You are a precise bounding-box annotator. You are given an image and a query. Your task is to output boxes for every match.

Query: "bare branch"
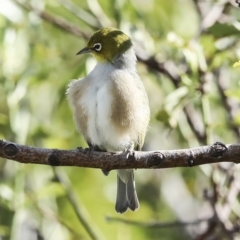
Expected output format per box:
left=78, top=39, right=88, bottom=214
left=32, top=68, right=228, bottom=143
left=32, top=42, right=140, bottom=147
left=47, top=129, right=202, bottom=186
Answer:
left=191, top=0, right=202, bottom=19
left=0, top=140, right=239, bottom=170
left=38, top=205, right=87, bottom=240
left=137, top=56, right=181, bottom=88
left=86, top=0, right=112, bottom=27
left=12, top=0, right=91, bottom=39
left=183, top=104, right=207, bottom=144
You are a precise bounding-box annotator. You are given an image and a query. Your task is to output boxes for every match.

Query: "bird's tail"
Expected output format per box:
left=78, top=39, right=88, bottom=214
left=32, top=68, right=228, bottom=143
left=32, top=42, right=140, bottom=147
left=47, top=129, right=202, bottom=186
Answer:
left=115, top=169, right=139, bottom=213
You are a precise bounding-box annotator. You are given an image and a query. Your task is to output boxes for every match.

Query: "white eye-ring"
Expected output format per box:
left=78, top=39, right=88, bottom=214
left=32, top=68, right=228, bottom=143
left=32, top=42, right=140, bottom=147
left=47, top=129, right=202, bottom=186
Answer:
left=93, top=43, right=102, bottom=51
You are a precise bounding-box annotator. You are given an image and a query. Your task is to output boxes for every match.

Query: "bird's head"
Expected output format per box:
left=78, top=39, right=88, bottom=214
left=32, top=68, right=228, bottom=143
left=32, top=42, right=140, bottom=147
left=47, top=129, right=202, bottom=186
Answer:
left=77, top=27, right=132, bottom=62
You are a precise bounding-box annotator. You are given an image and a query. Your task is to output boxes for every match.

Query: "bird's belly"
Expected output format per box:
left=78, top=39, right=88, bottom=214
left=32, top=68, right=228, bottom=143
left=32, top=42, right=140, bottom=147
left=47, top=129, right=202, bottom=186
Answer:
left=86, top=84, right=132, bottom=152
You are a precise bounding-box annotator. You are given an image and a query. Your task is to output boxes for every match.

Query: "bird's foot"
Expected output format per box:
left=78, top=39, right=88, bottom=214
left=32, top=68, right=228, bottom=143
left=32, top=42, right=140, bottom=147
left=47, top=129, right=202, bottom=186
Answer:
left=77, top=146, right=110, bottom=174
left=122, top=148, right=135, bottom=161
left=85, top=145, right=100, bottom=157
left=76, top=146, right=95, bottom=157
left=79, top=144, right=106, bottom=157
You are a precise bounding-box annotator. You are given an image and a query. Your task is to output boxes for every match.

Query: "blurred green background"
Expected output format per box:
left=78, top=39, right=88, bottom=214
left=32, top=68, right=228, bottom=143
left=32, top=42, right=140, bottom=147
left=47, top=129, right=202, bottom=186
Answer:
left=1, top=0, right=240, bottom=239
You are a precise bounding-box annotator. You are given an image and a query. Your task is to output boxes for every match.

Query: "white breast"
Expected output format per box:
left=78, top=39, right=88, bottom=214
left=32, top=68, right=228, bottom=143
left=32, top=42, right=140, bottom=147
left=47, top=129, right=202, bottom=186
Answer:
left=86, top=64, right=112, bottom=148
left=80, top=63, right=132, bottom=151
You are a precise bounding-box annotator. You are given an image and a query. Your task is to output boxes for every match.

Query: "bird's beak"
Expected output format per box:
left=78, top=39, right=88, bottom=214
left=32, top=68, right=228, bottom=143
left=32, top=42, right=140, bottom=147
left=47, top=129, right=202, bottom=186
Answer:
left=76, top=46, right=92, bottom=55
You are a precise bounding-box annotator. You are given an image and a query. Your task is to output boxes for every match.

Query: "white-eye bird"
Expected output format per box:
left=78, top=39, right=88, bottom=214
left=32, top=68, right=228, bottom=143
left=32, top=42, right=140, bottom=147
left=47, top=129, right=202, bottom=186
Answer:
left=67, top=27, right=150, bottom=213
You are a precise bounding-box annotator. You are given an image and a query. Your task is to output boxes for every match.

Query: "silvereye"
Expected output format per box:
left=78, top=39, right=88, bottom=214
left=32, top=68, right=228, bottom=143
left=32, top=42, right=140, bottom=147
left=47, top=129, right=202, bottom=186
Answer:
left=67, top=27, right=150, bottom=213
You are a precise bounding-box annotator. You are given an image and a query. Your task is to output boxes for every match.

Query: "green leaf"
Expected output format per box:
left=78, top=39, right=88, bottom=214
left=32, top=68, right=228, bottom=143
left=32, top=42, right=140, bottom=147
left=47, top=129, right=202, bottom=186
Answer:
left=233, top=60, right=240, bottom=68
left=0, top=225, right=10, bottom=236
left=225, top=89, right=240, bottom=100
left=234, top=112, right=240, bottom=126
left=35, top=182, right=65, bottom=199
left=207, top=23, right=240, bottom=38
left=156, top=109, right=170, bottom=124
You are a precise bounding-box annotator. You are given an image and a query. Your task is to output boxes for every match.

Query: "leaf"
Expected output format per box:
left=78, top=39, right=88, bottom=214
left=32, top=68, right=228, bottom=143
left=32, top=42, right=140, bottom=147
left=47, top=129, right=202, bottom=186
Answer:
left=164, top=86, right=189, bottom=111
left=233, top=60, right=240, bottom=68
left=225, top=89, right=240, bottom=100
left=35, top=182, right=65, bottom=199
left=0, top=225, right=10, bottom=236
left=234, top=112, right=240, bottom=126
left=156, top=109, right=170, bottom=123
left=207, top=23, right=240, bottom=38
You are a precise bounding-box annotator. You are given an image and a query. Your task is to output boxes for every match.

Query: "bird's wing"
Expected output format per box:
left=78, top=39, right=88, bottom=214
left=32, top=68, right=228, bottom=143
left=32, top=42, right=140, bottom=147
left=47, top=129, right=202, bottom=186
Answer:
left=109, top=70, right=150, bottom=151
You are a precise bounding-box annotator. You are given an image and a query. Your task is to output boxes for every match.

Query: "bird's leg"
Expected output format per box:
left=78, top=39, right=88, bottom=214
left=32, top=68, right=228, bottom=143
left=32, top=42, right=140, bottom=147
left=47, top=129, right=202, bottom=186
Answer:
left=76, top=146, right=95, bottom=156
left=122, top=145, right=135, bottom=160
left=83, top=142, right=106, bottom=157
left=84, top=143, right=110, bottom=175
left=84, top=145, right=95, bottom=156
left=81, top=143, right=110, bottom=174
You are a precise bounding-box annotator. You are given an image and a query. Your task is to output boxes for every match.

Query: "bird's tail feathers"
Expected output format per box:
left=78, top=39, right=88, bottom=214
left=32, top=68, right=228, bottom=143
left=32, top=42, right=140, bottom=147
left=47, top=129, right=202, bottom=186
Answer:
left=115, top=170, right=139, bottom=213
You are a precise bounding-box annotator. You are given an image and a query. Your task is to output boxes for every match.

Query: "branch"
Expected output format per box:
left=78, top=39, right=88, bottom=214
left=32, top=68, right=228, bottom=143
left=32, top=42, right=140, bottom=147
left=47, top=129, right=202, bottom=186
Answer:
left=215, top=68, right=240, bottom=140
left=137, top=56, right=182, bottom=88
left=12, top=0, right=91, bottom=39
left=183, top=104, right=207, bottom=144
left=1, top=140, right=240, bottom=170
left=37, top=204, right=87, bottom=240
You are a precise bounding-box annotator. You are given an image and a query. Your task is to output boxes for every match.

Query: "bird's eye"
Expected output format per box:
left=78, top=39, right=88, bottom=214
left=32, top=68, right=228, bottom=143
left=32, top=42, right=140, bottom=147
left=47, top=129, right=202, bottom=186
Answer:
left=93, top=43, right=102, bottom=51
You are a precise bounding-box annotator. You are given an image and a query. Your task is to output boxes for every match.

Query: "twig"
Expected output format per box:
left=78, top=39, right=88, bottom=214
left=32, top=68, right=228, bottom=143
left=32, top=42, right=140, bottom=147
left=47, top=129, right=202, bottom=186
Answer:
left=215, top=68, right=240, bottom=140
left=137, top=56, right=181, bottom=88
left=58, top=0, right=101, bottom=28
left=26, top=187, right=87, bottom=239
left=35, top=202, right=87, bottom=240
left=52, top=168, right=105, bottom=240
left=196, top=167, right=226, bottom=240
left=12, top=0, right=91, bottom=39
left=183, top=104, right=207, bottom=144
left=86, top=0, right=112, bottom=27
left=191, top=0, right=202, bottom=18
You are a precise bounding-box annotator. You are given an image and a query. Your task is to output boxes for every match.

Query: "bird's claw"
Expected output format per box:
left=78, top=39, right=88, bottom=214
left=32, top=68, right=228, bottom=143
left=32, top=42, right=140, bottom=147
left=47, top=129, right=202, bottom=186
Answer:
left=122, top=148, right=135, bottom=160
left=76, top=146, right=94, bottom=157
left=83, top=146, right=95, bottom=157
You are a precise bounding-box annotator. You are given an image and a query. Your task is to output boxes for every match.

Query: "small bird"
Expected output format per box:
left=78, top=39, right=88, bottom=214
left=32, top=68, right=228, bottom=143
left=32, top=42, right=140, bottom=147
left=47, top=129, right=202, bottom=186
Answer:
left=67, top=27, right=150, bottom=213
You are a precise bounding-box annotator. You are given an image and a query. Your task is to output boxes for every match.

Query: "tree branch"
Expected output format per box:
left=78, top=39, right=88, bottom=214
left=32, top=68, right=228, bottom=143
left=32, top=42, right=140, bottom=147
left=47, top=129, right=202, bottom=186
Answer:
left=1, top=140, right=239, bottom=170
left=215, top=68, right=240, bottom=140
left=12, top=0, right=91, bottom=39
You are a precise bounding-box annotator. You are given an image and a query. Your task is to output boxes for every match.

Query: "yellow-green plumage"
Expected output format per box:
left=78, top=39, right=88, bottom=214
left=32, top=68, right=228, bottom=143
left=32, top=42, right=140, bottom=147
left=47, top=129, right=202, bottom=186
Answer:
left=87, top=28, right=132, bottom=62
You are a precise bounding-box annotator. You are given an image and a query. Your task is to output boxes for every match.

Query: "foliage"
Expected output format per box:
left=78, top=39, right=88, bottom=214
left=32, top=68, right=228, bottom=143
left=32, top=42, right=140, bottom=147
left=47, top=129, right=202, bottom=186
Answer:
left=0, top=0, right=240, bottom=239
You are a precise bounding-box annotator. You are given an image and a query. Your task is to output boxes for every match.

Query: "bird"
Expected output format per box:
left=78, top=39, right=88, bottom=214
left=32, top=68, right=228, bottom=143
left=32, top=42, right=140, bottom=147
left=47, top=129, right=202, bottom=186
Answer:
left=67, top=27, right=150, bottom=213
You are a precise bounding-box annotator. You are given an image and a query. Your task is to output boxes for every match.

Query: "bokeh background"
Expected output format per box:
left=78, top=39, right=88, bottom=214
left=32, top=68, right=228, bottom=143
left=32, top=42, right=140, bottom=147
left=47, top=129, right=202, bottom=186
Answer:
left=1, top=0, right=240, bottom=239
